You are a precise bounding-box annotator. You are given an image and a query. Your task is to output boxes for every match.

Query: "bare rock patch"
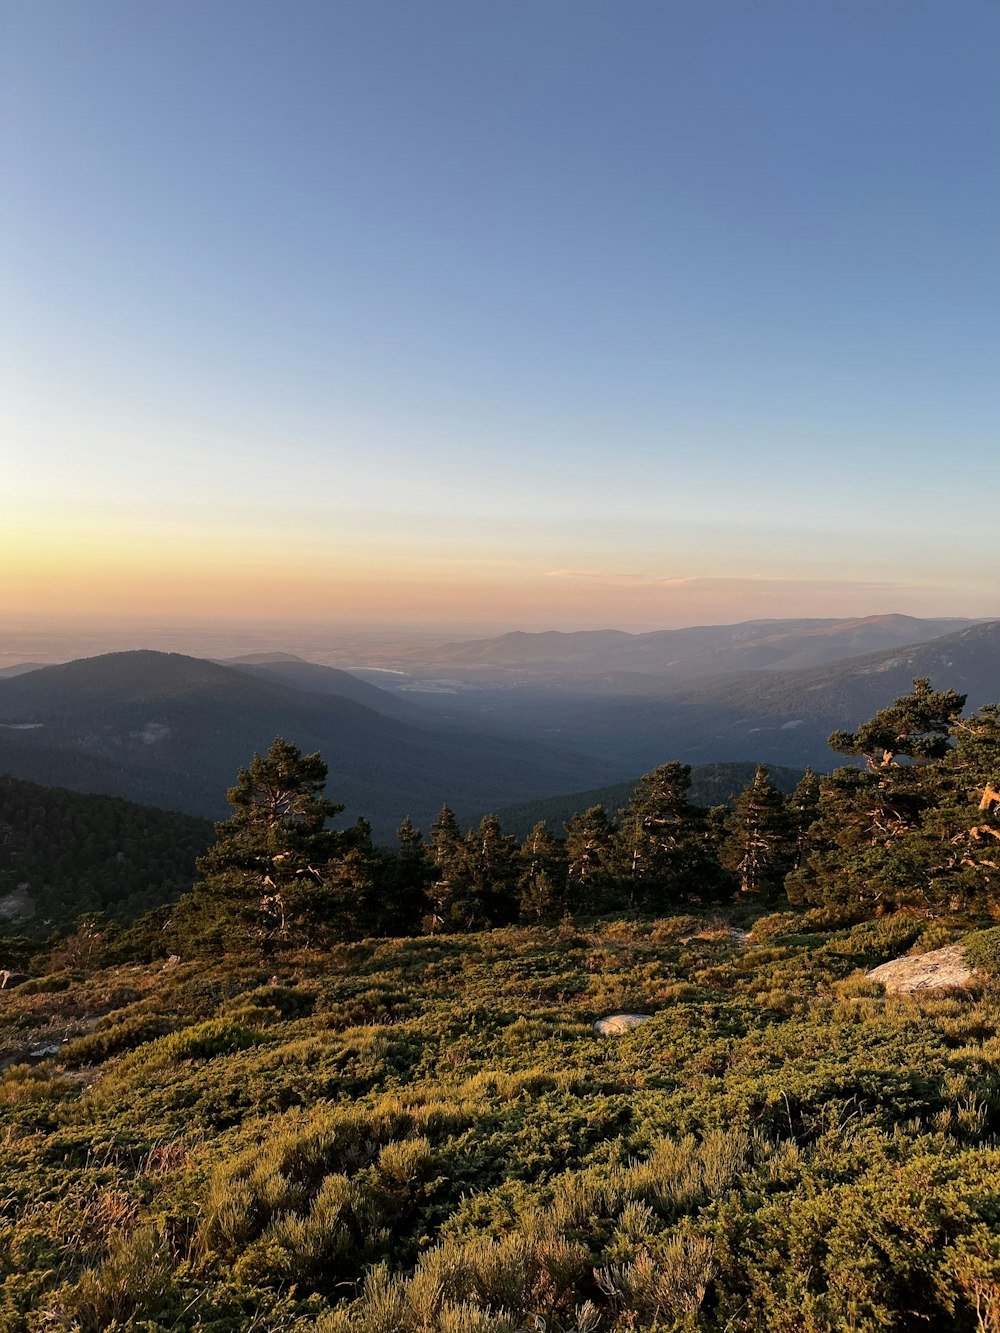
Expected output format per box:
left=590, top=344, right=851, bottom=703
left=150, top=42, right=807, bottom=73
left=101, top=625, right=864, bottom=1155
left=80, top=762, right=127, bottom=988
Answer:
left=866, top=943, right=974, bottom=994
left=593, top=1013, right=653, bottom=1036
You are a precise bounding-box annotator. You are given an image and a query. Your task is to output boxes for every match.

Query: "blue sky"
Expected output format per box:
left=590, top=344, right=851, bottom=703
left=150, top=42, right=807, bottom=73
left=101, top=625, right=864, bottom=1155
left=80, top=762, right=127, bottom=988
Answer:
left=3, top=1, right=998, bottom=629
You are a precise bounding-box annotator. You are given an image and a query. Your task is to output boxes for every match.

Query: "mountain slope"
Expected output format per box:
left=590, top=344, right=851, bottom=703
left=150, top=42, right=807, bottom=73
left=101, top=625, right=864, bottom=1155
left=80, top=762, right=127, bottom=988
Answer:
left=0, top=775, right=213, bottom=933
left=0, top=663, right=51, bottom=679
left=669, top=619, right=1000, bottom=719
left=0, top=652, right=630, bottom=837
left=486, top=761, right=807, bottom=839
left=369, top=615, right=980, bottom=683
left=362, top=622, right=1000, bottom=775
left=220, top=656, right=434, bottom=725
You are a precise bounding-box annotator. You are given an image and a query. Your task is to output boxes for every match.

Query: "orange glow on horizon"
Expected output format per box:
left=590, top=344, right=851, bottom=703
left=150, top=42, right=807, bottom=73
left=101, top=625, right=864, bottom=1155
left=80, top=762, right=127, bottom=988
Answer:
left=6, top=545, right=996, bottom=630
left=4, top=512, right=996, bottom=630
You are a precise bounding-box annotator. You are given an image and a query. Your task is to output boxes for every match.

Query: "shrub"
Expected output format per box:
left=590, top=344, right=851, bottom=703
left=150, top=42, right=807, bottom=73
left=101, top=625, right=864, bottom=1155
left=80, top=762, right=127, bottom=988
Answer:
left=12, top=975, right=71, bottom=995
left=38, top=1226, right=175, bottom=1332
left=0, top=1062, right=76, bottom=1106
left=61, top=1013, right=177, bottom=1066
left=219, top=983, right=316, bottom=1020
left=597, top=1226, right=716, bottom=1322
left=964, top=927, right=1000, bottom=978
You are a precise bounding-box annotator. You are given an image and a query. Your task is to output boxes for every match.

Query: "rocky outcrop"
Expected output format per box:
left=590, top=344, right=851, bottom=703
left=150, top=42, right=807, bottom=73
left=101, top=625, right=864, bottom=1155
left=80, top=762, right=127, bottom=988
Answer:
left=866, top=944, right=974, bottom=994
left=593, top=1013, right=653, bottom=1036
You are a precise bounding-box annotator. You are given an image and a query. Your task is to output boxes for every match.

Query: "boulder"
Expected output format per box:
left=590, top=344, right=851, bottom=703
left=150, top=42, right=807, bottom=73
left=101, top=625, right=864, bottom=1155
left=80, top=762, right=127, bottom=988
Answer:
left=27, top=1043, right=61, bottom=1062
left=866, top=944, right=974, bottom=994
left=593, top=1012, right=653, bottom=1036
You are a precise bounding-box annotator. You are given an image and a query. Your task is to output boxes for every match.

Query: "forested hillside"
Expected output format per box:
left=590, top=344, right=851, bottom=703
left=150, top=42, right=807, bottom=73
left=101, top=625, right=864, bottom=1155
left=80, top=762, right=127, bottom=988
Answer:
left=150, top=678, right=999, bottom=950
left=0, top=651, right=630, bottom=837
left=0, top=777, right=212, bottom=934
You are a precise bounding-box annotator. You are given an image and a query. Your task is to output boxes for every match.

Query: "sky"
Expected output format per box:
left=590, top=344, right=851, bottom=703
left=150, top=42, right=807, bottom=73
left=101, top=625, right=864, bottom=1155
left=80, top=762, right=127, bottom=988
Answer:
left=2, top=0, right=998, bottom=635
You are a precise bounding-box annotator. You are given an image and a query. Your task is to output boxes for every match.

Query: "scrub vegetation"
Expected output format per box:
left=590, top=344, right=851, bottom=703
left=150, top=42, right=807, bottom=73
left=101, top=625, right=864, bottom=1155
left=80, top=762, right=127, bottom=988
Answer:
left=0, top=677, right=999, bottom=1330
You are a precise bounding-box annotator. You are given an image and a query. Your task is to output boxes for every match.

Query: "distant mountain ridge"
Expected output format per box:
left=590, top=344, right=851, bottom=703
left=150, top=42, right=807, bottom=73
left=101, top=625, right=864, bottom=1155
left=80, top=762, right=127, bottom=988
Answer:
left=368, top=614, right=983, bottom=683
left=353, top=620, right=1000, bottom=776
left=0, top=621, right=995, bottom=840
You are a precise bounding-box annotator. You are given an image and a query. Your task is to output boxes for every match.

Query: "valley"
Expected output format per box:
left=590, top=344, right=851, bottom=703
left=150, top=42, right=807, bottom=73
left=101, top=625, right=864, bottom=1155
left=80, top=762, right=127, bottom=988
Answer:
left=2, top=617, right=996, bottom=836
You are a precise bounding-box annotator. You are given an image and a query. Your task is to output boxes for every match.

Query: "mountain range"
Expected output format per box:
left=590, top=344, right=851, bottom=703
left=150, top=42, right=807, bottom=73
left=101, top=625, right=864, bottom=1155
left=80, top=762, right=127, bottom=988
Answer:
left=0, top=616, right=996, bottom=838
left=347, top=619, right=1000, bottom=773
left=359, top=614, right=982, bottom=682
left=0, top=651, right=629, bottom=838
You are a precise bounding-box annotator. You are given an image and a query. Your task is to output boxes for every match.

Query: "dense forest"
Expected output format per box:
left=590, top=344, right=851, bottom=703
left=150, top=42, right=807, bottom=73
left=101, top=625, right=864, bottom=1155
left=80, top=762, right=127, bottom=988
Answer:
left=0, top=777, right=213, bottom=937
left=1, top=676, right=999, bottom=1331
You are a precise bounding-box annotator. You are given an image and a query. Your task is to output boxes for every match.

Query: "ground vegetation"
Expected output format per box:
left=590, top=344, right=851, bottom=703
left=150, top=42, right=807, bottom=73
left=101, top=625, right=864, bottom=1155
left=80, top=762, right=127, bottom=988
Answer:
left=1, top=680, right=999, bottom=1329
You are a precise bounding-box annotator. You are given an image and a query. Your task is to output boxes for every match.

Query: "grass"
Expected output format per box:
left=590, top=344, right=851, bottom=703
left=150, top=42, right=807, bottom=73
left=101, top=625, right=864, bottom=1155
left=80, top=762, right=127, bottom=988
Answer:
left=1, top=912, right=999, bottom=1330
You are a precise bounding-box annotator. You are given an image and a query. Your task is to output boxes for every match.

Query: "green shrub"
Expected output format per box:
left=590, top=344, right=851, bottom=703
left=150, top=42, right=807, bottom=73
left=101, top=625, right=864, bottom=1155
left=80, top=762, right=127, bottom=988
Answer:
left=38, top=1226, right=175, bottom=1332
left=11, top=975, right=71, bottom=995
left=61, top=1013, right=177, bottom=1066
left=596, top=1225, right=716, bottom=1323
left=964, top=926, right=1000, bottom=977
left=0, top=1062, right=76, bottom=1106
left=219, top=983, right=316, bottom=1020
left=748, top=912, right=802, bottom=943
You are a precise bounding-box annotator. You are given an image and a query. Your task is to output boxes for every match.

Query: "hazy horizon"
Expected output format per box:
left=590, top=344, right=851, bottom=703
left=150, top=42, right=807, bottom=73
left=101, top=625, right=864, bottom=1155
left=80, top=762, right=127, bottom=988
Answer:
left=1, top=608, right=993, bottom=674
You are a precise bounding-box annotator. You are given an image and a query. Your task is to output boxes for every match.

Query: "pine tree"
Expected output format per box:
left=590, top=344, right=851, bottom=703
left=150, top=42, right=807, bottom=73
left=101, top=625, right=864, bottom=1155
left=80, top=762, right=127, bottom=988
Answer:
left=786, top=767, right=821, bottom=873
left=185, top=737, right=352, bottom=949
left=318, top=816, right=395, bottom=939
left=564, top=805, right=618, bottom=914
left=425, top=804, right=465, bottom=933
left=613, top=762, right=723, bottom=909
left=828, top=678, right=966, bottom=770
left=721, top=765, right=793, bottom=896
left=788, top=680, right=971, bottom=912
left=425, top=810, right=520, bottom=932
left=462, top=815, right=520, bottom=928
left=907, top=703, right=1000, bottom=911
left=387, top=816, right=434, bottom=935
left=518, top=821, right=569, bottom=922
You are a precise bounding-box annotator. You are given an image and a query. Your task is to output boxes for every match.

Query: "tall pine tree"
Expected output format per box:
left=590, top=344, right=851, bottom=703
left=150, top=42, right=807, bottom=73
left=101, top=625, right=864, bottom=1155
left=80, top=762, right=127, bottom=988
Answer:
left=184, top=737, right=355, bottom=950
left=721, top=765, right=793, bottom=897
left=614, top=762, right=723, bottom=909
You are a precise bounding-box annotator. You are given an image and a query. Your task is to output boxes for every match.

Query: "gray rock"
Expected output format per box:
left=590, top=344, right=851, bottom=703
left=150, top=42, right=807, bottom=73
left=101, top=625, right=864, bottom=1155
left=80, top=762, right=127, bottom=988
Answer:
left=866, top=944, right=973, bottom=994
left=593, top=1012, right=653, bottom=1036
left=27, top=1043, right=61, bottom=1061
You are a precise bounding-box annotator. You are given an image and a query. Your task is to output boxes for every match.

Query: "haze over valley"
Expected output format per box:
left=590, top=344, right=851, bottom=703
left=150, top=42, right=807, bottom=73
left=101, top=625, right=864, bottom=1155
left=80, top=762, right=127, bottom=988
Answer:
left=2, top=613, right=996, bottom=836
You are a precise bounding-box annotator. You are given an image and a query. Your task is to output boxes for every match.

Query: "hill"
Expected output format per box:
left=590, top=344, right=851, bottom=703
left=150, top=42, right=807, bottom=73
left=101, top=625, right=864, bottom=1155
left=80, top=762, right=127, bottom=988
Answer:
left=369, top=621, right=1000, bottom=774
left=0, top=663, right=51, bottom=680
left=3, top=626, right=995, bottom=832
left=0, top=774, right=213, bottom=934
left=363, top=614, right=981, bottom=683
left=0, top=651, right=631, bottom=839
left=219, top=655, right=438, bottom=725
left=488, top=760, right=806, bottom=838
